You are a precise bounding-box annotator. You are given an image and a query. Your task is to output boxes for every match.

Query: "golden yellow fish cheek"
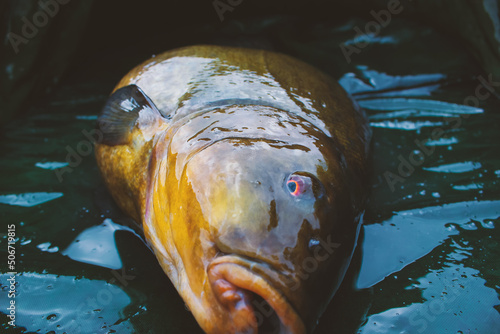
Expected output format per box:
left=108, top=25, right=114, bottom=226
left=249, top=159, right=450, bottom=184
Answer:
left=144, top=154, right=213, bottom=300
left=146, top=159, right=238, bottom=334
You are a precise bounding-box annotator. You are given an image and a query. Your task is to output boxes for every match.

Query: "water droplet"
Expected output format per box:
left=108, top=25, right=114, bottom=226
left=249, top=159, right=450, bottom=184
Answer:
left=462, top=221, right=478, bottom=230
left=445, top=223, right=457, bottom=231
left=37, top=242, right=59, bottom=253
left=481, top=220, right=495, bottom=229
left=20, top=239, right=32, bottom=245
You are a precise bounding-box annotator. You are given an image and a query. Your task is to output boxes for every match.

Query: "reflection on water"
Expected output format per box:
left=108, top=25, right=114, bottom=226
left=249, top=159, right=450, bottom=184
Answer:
left=358, top=200, right=500, bottom=288
left=0, top=193, right=63, bottom=207
left=35, top=162, right=69, bottom=170
left=360, top=264, right=500, bottom=334
left=423, top=161, right=482, bottom=174
left=0, top=272, right=133, bottom=333
left=358, top=98, right=482, bottom=114
left=1, top=15, right=499, bottom=334
left=61, top=219, right=138, bottom=270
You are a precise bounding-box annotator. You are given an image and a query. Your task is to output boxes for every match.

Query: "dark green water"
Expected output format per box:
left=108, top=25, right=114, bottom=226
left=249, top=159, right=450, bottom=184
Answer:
left=1, top=17, right=499, bottom=333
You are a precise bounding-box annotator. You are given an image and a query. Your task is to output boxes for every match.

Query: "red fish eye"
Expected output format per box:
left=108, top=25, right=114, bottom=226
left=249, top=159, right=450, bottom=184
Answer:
left=287, top=179, right=301, bottom=196
left=285, top=173, right=322, bottom=199
left=286, top=175, right=309, bottom=197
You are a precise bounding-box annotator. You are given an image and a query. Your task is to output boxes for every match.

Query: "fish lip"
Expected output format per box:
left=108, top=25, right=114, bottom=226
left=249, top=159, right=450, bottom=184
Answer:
left=208, top=255, right=306, bottom=334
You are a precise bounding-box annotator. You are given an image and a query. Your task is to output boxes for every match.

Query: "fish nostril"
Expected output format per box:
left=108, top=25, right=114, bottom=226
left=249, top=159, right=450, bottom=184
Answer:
left=267, top=200, right=278, bottom=231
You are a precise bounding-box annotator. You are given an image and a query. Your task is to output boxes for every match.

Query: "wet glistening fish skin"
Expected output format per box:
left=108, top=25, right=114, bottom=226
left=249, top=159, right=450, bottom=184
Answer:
left=95, top=45, right=370, bottom=333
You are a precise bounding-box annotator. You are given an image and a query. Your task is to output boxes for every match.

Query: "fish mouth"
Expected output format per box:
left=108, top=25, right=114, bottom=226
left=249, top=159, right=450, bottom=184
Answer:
left=208, top=255, right=306, bottom=334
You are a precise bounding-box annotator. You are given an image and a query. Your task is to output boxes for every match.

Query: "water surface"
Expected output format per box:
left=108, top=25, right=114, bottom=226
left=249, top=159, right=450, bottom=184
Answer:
left=1, top=16, right=499, bottom=334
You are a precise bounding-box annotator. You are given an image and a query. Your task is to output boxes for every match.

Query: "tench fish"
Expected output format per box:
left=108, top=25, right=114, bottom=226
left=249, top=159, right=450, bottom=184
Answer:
left=95, top=45, right=370, bottom=334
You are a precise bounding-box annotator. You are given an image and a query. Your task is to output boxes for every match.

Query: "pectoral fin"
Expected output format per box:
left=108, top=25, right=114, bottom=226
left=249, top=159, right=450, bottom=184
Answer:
left=97, top=84, right=161, bottom=145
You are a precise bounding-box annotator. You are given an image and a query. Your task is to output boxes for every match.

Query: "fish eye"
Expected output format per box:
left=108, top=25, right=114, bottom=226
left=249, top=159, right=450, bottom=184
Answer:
left=287, top=179, right=301, bottom=195
left=285, top=173, right=320, bottom=198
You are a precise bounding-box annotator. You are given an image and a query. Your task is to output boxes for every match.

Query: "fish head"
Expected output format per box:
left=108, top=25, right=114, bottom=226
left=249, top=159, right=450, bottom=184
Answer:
left=147, top=105, right=366, bottom=334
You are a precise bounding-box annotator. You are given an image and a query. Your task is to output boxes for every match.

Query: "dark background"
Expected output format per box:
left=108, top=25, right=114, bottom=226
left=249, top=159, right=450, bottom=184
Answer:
left=2, top=0, right=499, bottom=123
left=1, top=1, right=500, bottom=334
